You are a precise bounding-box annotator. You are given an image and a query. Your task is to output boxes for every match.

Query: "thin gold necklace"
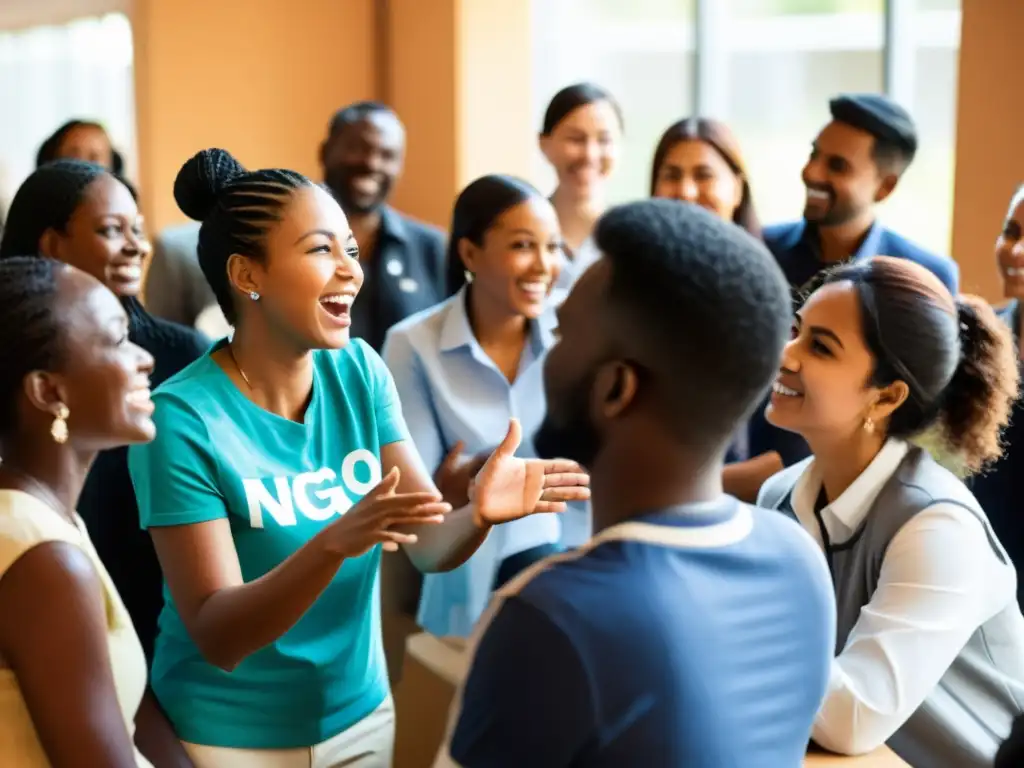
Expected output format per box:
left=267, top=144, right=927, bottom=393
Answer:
left=227, top=344, right=252, bottom=389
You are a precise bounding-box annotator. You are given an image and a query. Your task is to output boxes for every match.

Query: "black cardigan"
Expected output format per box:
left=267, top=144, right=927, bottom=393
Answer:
left=77, top=298, right=208, bottom=663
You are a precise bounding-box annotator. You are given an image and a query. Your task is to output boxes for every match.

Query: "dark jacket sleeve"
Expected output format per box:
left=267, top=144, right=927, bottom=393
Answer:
left=996, top=714, right=1024, bottom=768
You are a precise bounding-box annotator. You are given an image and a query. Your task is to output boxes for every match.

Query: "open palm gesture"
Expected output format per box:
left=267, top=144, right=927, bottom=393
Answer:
left=469, top=418, right=590, bottom=526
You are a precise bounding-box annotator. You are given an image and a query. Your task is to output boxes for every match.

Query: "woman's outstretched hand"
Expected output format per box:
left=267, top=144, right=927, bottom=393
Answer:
left=469, top=418, right=590, bottom=527
left=322, top=467, right=450, bottom=556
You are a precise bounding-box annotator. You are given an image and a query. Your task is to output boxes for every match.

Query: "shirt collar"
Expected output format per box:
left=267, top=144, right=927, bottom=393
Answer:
left=438, top=285, right=559, bottom=356
left=377, top=205, right=409, bottom=244
left=792, top=438, right=909, bottom=535
left=800, top=219, right=885, bottom=263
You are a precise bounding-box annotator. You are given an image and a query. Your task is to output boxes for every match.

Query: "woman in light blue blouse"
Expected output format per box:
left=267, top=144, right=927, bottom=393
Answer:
left=383, top=175, right=591, bottom=638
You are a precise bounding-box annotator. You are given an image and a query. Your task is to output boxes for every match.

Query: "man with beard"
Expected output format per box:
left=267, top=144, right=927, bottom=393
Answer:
left=434, top=200, right=836, bottom=768
left=764, top=93, right=958, bottom=301
left=320, top=101, right=446, bottom=351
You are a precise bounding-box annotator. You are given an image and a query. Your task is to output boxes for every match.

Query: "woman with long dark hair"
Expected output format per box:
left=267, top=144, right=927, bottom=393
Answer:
left=650, top=116, right=760, bottom=239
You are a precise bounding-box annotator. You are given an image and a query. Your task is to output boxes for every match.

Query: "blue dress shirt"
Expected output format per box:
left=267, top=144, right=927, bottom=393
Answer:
left=382, top=287, right=591, bottom=637
left=554, top=238, right=600, bottom=292
left=763, top=219, right=959, bottom=300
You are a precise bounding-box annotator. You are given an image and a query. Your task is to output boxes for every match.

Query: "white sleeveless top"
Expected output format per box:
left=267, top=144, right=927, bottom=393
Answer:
left=0, top=490, right=152, bottom=767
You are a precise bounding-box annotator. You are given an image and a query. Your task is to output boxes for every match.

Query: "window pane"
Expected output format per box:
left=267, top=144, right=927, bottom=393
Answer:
left=0, top=13, right=135, bottom=212
left=882, top=1, right=961, bottom=255
left=731, top=0, right=883, bottom=17
left=710, top=2, right=884, bottom=229
left=531, top=0, right=696, bottom=203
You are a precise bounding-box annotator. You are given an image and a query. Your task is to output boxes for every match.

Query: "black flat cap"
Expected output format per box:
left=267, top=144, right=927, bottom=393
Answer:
left=829, top=93, right=918, bottom=160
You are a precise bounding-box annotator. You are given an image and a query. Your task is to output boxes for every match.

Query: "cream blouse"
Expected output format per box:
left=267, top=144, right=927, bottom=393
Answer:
left=0, top=489, right=152, bottom=767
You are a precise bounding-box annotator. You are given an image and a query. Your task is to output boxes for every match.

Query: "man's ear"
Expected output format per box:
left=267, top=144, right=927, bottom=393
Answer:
left=593, top=361, right=639, bottom=421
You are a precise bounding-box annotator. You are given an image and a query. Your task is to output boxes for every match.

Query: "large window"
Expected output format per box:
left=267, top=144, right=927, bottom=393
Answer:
left=531, top=0, right=960, bottom=255
left=0, top=13, right=135, bottom=215
left=530, top=0, right=697, bottom=203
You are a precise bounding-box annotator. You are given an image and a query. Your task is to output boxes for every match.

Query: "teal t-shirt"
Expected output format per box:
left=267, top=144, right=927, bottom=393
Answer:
left=128, top=339, right=408, bottom=749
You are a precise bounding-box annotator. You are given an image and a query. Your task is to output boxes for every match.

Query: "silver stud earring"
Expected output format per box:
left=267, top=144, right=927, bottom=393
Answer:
left=249, top=291, right=260, bottom=301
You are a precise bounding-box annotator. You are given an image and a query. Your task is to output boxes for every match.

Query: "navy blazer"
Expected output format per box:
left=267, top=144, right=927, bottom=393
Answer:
left=763, top=220, right=959, bottom=298
left=351, top=206, right=447, bottom=352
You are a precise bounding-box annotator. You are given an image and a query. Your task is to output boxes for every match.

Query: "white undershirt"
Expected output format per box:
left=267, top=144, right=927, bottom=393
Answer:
left=782, top=439, right=1016, bottom=755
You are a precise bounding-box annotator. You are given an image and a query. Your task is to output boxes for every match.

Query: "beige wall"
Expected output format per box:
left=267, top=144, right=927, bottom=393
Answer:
left=951, top=0, right=1020, bottom=301
left=386, top=0, right=534, bottom=230
left=131, top=0, right=377, bottom=231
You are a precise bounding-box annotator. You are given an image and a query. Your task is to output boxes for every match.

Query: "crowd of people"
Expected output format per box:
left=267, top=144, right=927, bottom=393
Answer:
left=0, top=82, right=1023, bottom=768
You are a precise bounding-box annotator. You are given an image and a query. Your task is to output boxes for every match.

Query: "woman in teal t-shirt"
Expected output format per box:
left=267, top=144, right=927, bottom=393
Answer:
left=127, top=149, right=589, bottom=767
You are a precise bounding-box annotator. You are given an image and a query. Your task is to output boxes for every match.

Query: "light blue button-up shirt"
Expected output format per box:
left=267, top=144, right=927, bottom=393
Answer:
left=382, top=287, right=591, bottom=637
left=554, top=237, right=601, bottom=292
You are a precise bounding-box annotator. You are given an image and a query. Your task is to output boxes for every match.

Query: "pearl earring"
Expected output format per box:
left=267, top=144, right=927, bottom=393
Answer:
left=249, top=291, right=260, bottom=301
left=51, top=403, right=70, bottom=444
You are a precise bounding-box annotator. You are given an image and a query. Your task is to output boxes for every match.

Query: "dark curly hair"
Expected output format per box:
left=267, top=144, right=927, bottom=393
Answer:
left=825, top=256, right=1018, bottom=473
left=596, top=198, right=791, bottom=445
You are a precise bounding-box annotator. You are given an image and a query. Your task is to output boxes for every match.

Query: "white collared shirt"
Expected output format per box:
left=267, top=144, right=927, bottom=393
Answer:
left=783, top=439, right=1017, bottom=755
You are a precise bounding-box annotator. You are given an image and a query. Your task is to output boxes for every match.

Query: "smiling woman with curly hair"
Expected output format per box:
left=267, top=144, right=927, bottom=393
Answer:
left=758, top=255, right=1024, bottom=767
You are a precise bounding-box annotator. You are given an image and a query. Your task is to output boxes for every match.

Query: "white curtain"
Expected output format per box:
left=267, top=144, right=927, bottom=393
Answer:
left=0, top=12, right=135, bottom=218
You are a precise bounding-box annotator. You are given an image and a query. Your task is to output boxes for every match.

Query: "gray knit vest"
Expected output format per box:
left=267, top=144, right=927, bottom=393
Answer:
left=760, top=446, right=1024, bottom=768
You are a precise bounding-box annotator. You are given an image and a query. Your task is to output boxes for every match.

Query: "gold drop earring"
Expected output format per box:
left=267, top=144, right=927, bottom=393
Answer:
left=863, top=416, right=875, bottom=435
left=51, top=403, right=70, bottom=444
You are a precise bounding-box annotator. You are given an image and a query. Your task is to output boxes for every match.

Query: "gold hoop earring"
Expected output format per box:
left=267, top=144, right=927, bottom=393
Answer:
left=863, top=416, right=875, bottom=435
left=51, top=403, right=69, bottom=444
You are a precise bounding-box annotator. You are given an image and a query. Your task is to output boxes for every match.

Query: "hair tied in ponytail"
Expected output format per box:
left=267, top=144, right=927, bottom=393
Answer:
left=956, top=300, right=983, bottom=362
left=938, top=296, right=1018, bottom=475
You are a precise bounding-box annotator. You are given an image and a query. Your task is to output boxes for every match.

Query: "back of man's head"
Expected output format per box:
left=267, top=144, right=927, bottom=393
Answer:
left=595, top=199, right=791, bottom=450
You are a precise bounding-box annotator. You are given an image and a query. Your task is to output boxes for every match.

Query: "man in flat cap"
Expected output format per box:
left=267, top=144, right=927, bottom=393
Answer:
left=733, top=94, right=959, bottom=499
left=764, top=93, right=957, bottom=300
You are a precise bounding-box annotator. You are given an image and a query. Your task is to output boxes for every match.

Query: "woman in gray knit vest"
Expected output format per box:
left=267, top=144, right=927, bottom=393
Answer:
left=757, top=255, right=1024, bottom=768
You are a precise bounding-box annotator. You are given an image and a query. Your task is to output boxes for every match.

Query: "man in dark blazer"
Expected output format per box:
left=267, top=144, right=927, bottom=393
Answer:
left=763, top=93, right=958, bottom=299
left=320, top=101, right=446, bottom=352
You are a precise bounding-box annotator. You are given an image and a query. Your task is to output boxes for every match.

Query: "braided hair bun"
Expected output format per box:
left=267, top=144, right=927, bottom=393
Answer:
left=173, top=148, right=245, bottom=222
